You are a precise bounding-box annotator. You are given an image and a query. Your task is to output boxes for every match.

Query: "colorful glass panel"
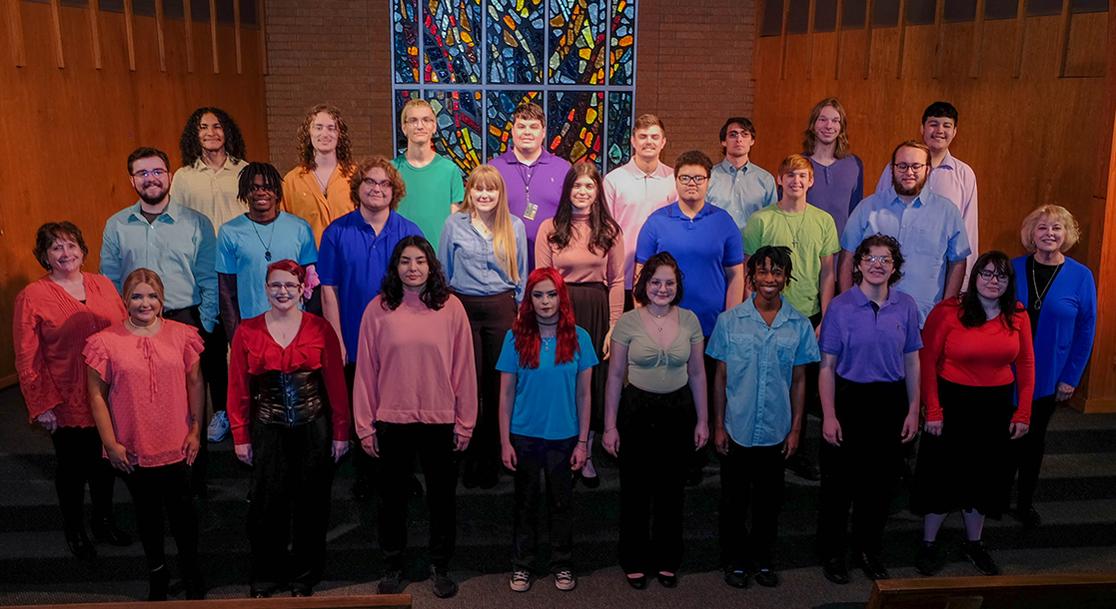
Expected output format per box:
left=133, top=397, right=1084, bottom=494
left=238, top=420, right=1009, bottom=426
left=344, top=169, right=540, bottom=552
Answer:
left=393, top=0, right=420, bottom=83
left=606, top=91, right=633, bottom=171
left=485, top=90, right=544, bottom=158
left=608, top=0, right=635, bottom=85
left=423, top=0, right=482, bottom=84
left=426, top=90, right=484, bottom=172
left=486, top=0, right=545, bottom=84
left=547, top=90, right=604, bottom=166
left=547, top=0, right=606, bottom=84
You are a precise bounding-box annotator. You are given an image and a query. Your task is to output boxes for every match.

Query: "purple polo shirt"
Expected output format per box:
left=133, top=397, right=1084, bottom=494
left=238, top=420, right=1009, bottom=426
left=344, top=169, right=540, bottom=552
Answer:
left=490, top=149, right=571, bottom=268
left=817, top=284, right=922, bottom=383
left=806, top=154, right=864, bottom=238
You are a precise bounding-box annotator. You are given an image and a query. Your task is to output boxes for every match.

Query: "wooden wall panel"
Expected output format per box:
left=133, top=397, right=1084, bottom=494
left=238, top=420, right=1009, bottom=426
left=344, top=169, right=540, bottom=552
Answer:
left=0, top=2, right=268, bottom=386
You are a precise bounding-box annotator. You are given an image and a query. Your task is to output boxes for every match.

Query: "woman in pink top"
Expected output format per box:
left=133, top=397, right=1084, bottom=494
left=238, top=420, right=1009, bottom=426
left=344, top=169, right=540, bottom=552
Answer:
left=13, top=222, right=130, bottom=560
left=85, top=268, right=206, bottom=600
left=352, top=236, right=477, bottom=599
left=535, top=161, right=624, bottom=486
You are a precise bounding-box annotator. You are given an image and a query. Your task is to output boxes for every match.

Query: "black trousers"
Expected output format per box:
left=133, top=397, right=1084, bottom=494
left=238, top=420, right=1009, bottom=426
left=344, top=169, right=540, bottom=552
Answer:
left=377, top=423, right=458, bottom=570
left=688, top=349, right=718, bottom=477
left=617, top=385, right=695, bottom=574
left=719, top=441, right=785, bottom=570
left=457, top=291, right=517, bottom=480
left=511, top=434, right=577, bottom=573
left=1008, top=394, right=1057, bottom=510
left=248, top=417, right=334, bottom=587
left=123, top=461, right=199, bottom=577
left=817, top=377, right=908, bottom=559
left=51, top=426, right=117, bottom=534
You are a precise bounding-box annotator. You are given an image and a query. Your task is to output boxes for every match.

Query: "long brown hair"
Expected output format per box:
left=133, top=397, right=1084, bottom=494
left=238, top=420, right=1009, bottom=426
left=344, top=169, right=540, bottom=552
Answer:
left=547, top=162, right=620, bottom=255
left=802, top=97, right=851, bottom=159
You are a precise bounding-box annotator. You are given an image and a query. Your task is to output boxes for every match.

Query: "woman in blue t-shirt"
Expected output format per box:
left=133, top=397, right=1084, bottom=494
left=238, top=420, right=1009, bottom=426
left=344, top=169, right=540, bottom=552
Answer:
left=496, top=267, right=598, bottom=594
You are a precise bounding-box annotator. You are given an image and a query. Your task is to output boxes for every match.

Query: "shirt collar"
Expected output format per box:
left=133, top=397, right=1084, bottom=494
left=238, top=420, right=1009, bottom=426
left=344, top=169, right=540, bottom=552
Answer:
left=883, top=184, right=925, bottom=209
left=127, top=200, right=179, bottom=223
left=501, top=149, right=554, bottom=167
left=716, top=158, right=750, bottom=175
left=935, top=150, right=957, bottom=171
left=666, top=201, right=715, bottom=220
left=191, top=156, right=240, bottom=173
left=623, top=159, right=673, bottom=179
left=735, top=294, right=794, bottom=327
left=847, top=284, right=901, bottom=308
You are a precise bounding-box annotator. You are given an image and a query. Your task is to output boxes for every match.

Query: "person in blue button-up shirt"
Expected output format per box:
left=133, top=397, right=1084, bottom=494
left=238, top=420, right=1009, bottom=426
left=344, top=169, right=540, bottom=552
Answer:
left=706, top=117, right=778, bottom=232
left=707, top=245, right=820, bottom=590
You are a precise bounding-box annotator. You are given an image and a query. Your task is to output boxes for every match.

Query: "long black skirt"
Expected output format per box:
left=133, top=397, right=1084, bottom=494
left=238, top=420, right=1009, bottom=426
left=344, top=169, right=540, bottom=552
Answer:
left=566, top=282, right=608, bottom=432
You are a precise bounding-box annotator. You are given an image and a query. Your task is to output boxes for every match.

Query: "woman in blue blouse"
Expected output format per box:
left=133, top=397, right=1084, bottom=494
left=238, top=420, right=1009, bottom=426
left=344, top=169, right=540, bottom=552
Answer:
left=439, top=164, right=528, bottom=489
left=1008, top=205, right=1096, bottom=528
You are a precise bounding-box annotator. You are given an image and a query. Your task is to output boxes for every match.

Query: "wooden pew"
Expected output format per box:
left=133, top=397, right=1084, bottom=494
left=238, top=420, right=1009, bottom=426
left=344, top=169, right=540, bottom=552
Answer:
left=867, top=573, right=1116, bottom=609
left=2, top=595, right=411, bottom=609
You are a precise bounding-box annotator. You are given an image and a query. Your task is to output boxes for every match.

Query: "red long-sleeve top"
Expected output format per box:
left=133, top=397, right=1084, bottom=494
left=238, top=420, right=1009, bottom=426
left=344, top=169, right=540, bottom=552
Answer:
left=920, top=299, right=1035, bottom=424
left=227, top=313, right=351, bottom=445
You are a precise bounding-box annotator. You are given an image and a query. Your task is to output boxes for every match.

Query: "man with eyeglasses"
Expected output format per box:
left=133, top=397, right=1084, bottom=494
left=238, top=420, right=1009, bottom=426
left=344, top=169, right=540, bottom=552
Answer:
left=392, top=99, right=464, bottom=247
left=707, top=117, right=777, bottom=232
left=841, top=140, right=970, bottom=326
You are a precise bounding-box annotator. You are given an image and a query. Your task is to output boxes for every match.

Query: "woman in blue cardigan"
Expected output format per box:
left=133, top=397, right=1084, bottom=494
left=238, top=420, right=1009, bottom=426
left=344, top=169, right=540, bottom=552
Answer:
left=1009, top=204, right=1096, bottom=528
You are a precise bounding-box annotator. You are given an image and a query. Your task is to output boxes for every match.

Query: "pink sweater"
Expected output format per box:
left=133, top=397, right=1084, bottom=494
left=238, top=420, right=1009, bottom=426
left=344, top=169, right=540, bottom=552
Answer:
left=352, top=291, right=477, bottom=439
left=534, top=215, right=626, bottom=324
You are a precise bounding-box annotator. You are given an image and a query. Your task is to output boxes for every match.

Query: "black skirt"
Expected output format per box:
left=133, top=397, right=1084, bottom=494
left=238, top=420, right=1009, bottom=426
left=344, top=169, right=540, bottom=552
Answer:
left=566, top=282, right=608, bottom=432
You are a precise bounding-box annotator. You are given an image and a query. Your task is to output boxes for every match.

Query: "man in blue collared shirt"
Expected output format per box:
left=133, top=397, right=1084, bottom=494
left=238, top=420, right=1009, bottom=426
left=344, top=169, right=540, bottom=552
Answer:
left=706, top=117, right=777, bottom=231
left=840, top=140, right=970, bottom=325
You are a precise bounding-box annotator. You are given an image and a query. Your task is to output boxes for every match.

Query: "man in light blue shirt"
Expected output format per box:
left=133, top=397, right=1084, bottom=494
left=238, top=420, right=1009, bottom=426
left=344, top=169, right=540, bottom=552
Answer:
left=840, top=140, right=970, bottom=325
left=706, top=117, right=777, bottom=231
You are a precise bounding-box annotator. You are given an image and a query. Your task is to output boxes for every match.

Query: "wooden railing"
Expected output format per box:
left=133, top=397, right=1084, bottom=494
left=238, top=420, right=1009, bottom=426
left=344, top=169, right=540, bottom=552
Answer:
left=2, top=595, right=411, bottom=609
left=867, top=573, right=1116, bottom=609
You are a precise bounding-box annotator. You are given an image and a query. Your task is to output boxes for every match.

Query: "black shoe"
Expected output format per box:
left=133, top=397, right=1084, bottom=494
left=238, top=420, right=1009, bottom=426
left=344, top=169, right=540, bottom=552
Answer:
left=625, top=573, right=648, bottom=589
left=754, top=568, right=779, bottom=587
left=1013, top=505, right=1042, bottom=529
left=148, top=565, right=170, bottom=601
left=786, top=455, right=821, bottom=481
left=378, top=569, right=406, bottom=595
left=477, top=469, right=500, bottom=490
left=65, top=530, right=96, bottom=561
left=855, top=552, right=890, bottom=580
left=430, top=566, right=458, bottom=598
left=723, top=567, right=750, bottom=589
left=962, top=541, right=1000, bottom=576
left=249, top=587, right=270, bottom=598
left=915, top=541, right=944, bottom=576
left=184, top=576, right=206, bottom=600
left=290, top=584, right=312, bottom=597
left=656, top=572, right=678, bottom=588
left=91, top=517, right=132, bottom=546
left=822, top=557, right=849, bottom=584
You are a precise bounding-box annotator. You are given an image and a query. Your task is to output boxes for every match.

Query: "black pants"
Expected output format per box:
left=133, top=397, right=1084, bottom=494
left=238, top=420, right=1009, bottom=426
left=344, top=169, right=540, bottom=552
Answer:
left=51, top=426, right=117, bottom=535
left=818, top=377, right=908, bottom=559
left=346, top=363, right=379, bottom=494
left=719, top=441, right=785, bottom=570
left=377, top=423, right=458, bottom=570
left=787, top=312, right=822, bottom=465
left=617, top=385, right=695, bottom=574
left=124, top=461, right=199, bottom=577
left=1008, top=394, right=1057, bottom=510
left=688, top=349, right=718, bottom=477
left=457, top=291, right=517, bottom=481
left=511, top=434, right=577, bottom=573
left=248, top=417, right=334, bottom=588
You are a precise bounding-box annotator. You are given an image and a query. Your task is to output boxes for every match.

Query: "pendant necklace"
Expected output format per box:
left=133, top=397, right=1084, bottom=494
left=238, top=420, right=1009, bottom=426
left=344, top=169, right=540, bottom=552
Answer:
left=1031, top=259, right=1063, bottom=311
left=251, top=217, right=278, bottom=262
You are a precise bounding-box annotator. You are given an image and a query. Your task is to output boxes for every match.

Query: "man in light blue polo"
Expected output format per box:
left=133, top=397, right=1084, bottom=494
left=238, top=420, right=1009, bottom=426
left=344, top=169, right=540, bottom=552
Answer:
left=839, top=140, right=969, bottom=325
left=706, top=117, right=777, bottom=232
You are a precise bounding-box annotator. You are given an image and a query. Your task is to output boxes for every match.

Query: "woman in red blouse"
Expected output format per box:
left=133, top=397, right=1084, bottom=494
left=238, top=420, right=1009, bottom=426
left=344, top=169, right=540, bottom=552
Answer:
left=228, top=260, right=350, bottom=598
left=912, top=251, right=1034, bottom=578
left=13, top=222, right=130, bottom=560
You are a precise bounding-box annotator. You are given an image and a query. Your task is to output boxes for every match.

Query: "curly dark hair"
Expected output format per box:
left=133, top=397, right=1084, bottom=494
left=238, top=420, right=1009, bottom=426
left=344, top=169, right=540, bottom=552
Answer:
left=379, top=236, right=451, bottom=311
left=295, top=104, right=354, bottom=174
left=547, top=162, right=620, bottom=255
left=747, top=245, right=795, bottom=285
left=959, top=251, right=1020, bottom=331
left=33, top=221, right=89, bottom=270
left=178, top=107, right=247, bottom=167
left=851, top=234, right=904, bottom=286
left=237, top=162, right=284, bottom=204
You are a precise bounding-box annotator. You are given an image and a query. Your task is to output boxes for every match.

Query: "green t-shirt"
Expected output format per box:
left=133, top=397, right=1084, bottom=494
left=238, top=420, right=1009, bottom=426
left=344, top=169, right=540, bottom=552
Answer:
left=393, top=154, right=465, bottom=246
left=742, top=203, right=839, bottom=317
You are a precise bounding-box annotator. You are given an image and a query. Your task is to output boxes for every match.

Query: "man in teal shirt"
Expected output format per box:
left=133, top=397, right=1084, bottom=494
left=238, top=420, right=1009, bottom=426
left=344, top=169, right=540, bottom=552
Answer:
left=393, top=98, right=465, bottom=245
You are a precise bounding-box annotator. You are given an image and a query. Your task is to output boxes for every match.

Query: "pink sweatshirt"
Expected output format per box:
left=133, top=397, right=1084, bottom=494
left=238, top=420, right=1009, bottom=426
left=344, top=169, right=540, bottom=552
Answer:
left=534, top=215, right=626, bottom=324
left=352, top=290, right=477, bottom=439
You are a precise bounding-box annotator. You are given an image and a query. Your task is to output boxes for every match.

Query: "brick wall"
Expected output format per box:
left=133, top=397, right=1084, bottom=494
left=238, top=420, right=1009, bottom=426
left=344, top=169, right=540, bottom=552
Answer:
left=263, top=0, right=757, bottom=171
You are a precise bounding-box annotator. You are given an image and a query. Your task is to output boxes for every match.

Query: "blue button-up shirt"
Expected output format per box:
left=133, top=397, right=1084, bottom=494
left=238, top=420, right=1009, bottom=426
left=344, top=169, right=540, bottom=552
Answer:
left=317, top=209, right=423, bottom=363
left=438, top=212, right=528, bottom=302
left=706, top=159, right=777, bottom=231
left=841, top=186, right=970, bottom=325
left=100, top=201, right=218, bottom=331
left=706, top=295, right=820, bottom=448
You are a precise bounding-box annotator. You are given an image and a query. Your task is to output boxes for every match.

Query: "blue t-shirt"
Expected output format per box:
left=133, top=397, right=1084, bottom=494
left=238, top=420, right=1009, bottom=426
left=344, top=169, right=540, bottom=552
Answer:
left=317, top=210, right=424, bottom=363
left=495, top=326, right=599, bottom=440
left=635, top=201, right=744, bottom=336
left=216, top=212, right=317, bottom=320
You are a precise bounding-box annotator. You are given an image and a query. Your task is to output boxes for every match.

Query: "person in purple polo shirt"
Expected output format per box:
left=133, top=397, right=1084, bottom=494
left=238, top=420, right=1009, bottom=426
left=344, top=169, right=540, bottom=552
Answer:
left=802, top=97, right=864, bottom=241
left=816, top=234, right=922, bottom=585
left=490, top=102, right=571, bottom=267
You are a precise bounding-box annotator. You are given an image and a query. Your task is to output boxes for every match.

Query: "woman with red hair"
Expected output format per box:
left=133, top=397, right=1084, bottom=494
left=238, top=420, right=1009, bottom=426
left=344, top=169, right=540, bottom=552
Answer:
left=496, top=268, right=597, bottom=593
left=227, top=259, right=350, bottom=598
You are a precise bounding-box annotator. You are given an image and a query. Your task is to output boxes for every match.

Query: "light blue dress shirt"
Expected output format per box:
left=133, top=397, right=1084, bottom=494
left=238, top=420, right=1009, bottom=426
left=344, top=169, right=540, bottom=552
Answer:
left=438, top=212, right=528, bottom=302
left=841, top=185, right=970, bottom=325
left=100, top=201, right=218, bottom=331
left=706, top=159, right=777, bottom=231
left=706, top=295, right=820, bottom=448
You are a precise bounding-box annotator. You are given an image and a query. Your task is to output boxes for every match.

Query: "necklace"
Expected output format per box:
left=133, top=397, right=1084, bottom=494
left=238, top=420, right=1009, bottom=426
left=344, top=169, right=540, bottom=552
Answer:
left=125, top=317, right=159, bottom=332
left=780, top=208, right=808, bottom=248
left=1030, top=258, right=1063, bottom=311
left=644, top=306, right=672, bottom=333
left=251, top=216, right=277, bottom=261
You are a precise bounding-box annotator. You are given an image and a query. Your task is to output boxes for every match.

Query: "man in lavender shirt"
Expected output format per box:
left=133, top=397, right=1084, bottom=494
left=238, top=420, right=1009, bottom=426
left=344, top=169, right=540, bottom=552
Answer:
left=489, top=102, right=571, bottom=267
left=874, top=101, right=978, bottom=281
left=803, top=97, right=864, bottom=240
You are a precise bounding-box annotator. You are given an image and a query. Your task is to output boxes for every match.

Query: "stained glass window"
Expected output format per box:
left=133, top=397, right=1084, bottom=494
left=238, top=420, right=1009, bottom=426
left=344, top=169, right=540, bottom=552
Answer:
left=391, top=0, right=636, bottom=173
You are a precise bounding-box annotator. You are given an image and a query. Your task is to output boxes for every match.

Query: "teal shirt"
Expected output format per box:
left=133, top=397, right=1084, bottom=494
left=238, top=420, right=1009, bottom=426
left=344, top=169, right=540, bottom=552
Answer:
left=706, top=295, right=820, bottom=447
left=393, top=154, right=465, bottom=247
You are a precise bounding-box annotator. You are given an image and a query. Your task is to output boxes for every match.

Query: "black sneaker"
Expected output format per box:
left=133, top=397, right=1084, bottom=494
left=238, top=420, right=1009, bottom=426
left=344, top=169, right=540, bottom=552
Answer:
left=723, top=567, right=750, bottom=589
left=915, top=541, right=944, bottom=576
left=1013, top=505, right=1042, bottom=529
left=854, top=551, right=890, bottom=580
left=822, top=557, right=849, bottom=584
left=430, top=566, right=458, bottom=598
left=378, top=568, right=406, bottom=594
left=754, top=568, right=779, bottom=587
left=962, top=541, right=1000, bottom=576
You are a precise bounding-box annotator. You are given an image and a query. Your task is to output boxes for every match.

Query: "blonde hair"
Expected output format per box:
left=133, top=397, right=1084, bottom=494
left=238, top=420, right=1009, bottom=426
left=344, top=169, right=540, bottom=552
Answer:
left=802, top=97, right=851, bottom=159
left=461, top=165, right=519, bottom=284
left=400, top=98, right=434, bottom=124
left=1020, top=204, right=1080, bottom=253
left=778, top=153, right=814, bottom=178
left=122, top=268, right=166, bottom=314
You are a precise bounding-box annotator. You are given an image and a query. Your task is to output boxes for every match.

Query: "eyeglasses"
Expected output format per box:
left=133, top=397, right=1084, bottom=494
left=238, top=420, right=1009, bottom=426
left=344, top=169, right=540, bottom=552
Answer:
left=132, top=168, right=167, bottom=179
left=725, top=130, right=752, bottom=140
left=362, top=178, right=393, bottom=189
left=267, top=282, right=301, bottom=292
left=677, top=175, right=708, bottom=186
left=977, top=270, right=1009, bottom=282
left=893, top=162, right=926, bottom=173
left=861, top=255, right=894, bottom=266
left=405, top=117, right=435, bottom=126
left=248, top=183, right=276, bottom=192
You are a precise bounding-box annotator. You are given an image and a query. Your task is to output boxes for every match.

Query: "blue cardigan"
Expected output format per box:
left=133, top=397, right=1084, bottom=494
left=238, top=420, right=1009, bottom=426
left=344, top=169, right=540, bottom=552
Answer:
left=1012, top=255, right=1097, bottom=399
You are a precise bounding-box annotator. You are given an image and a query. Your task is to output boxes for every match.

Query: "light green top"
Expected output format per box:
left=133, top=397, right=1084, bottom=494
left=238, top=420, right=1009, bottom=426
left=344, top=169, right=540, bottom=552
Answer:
left=612, top=307, right=704, bottom=394
left=742, top=203, right=839, bottom=317
left=392, top=154, right=465, bottom=246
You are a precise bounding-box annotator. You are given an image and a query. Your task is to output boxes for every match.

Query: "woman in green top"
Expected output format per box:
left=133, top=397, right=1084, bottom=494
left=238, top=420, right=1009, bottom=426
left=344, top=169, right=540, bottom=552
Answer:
left=602, top=251, right=709, bottom=589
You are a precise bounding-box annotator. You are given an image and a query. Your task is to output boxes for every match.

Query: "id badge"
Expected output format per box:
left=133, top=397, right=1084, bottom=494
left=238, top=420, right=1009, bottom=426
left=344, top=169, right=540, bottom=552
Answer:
left=523, top=202, right=538, bottom=221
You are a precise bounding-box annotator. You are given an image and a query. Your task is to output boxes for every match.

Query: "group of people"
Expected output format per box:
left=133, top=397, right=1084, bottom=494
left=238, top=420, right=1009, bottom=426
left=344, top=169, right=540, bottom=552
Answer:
left=13, top=97, right=1097, bottom=601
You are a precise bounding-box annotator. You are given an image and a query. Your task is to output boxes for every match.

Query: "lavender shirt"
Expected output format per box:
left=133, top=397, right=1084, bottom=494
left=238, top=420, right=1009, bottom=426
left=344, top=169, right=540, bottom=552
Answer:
left=817, top=285, right=923, bottom=384
left=806, top=155, right=864, bottom=238
left=490, top=149, right=571, bottom=268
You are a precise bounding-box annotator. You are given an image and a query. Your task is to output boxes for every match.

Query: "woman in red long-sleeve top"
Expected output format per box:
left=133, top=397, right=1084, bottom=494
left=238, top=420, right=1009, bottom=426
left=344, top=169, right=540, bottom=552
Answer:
left=912, top=251, right=1034, bottom=578
left=227, top=259, right=350, bottom=598
left=13, top=222, right=130, bottom=560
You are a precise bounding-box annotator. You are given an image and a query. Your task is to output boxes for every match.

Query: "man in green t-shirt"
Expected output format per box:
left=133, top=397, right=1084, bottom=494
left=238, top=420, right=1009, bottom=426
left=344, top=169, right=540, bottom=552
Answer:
left=393, top=99, right=465, bottom=245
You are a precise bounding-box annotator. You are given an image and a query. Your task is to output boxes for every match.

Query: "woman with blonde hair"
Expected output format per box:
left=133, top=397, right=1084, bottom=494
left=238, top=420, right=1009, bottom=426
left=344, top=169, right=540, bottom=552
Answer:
left=440, top=164, right=528, bottom=488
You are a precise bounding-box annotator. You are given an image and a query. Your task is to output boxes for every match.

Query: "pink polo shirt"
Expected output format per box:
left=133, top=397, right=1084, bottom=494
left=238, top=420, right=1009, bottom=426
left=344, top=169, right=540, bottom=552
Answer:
left=603, top=159, right=677, bottom=288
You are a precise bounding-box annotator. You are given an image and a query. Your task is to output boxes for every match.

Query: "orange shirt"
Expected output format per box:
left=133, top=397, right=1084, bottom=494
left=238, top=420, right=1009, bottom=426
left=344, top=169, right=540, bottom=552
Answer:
left=282, top=165, right=355, bottom=244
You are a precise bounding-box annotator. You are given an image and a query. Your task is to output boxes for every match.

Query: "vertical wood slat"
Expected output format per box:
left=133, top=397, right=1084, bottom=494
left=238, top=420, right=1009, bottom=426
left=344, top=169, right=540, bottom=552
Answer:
left=123, top=0, right=137, bottom=71
left=1012, top=0, right=1027, bottom=78
left=834, top=0, right=844, bottom=79
left=1055, top=0, right=1072, bottom=77
left=779, top=0, right=791, bottom=79
left=48, top=0, right=64, bottom=68
left=863, top=0, right=873, bottom=79
left=969, top=0, right=986, bottom=77
left=895, top=0, right=906, bottom=78
left=933, top=0, right=946, bottom=78
left=155, top=0, right=167, bottom=72
left=806, top=0, right=816, bottom=80
left=87, top=0, right=103, bottom=69
left=209, top=0, right=220, bottom=73
left=184, top=0, right=195, bottom=73
left=234, top=0, right=243, bottom=74
left=7, top=0, right=26, bottom=67
left=258, top=0, right=268, bottom=74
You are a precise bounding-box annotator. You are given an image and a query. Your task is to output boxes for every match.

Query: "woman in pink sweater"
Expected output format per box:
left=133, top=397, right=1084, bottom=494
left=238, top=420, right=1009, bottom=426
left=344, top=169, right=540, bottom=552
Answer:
left=352, top=236, right=477, bottom=599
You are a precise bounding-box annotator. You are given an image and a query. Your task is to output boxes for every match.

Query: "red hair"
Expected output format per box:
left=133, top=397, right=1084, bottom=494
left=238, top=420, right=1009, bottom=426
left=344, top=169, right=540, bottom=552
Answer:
left=513, top=268, right=579, bottom=368
left=266, top=259, right=306, bottom=284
